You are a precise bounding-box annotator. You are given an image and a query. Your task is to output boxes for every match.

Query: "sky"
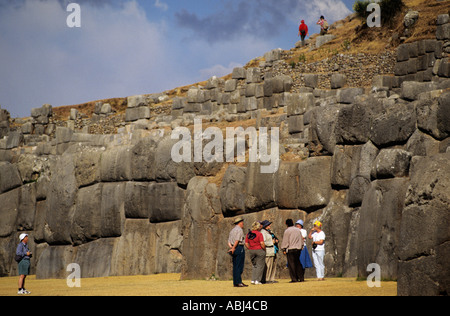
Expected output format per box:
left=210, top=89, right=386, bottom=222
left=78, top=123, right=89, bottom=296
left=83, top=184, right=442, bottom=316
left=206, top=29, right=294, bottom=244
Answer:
left=0, top=0, right=354, bottom=118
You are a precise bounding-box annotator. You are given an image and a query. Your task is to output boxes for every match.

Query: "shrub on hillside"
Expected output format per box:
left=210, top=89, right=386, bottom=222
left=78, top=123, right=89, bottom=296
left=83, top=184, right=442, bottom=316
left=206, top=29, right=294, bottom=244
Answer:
left=353, top=0, right=404, bottom=26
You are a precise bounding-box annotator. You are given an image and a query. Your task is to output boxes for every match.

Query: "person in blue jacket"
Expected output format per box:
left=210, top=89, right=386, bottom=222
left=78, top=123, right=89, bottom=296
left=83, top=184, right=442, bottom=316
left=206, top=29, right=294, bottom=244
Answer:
left=296, top=220, right=313, bottom=274
left=16, top=233, right=32, bottom=295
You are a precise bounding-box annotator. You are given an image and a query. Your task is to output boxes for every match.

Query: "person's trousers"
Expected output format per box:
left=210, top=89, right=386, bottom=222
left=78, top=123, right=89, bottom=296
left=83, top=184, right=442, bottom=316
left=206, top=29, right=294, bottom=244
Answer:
left=249, top=249, right=266, bottom=282
left=287, top=249, right=304, bottom=282
left=312, top=250, right=325, bottom=279
left=265, top=256, right=277, bottom=282
left=232, top=245, right=245, bottom=285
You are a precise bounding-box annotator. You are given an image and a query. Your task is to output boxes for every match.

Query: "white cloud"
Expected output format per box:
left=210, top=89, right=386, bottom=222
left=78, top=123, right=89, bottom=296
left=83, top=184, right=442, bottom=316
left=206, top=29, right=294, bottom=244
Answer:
left=154, top=0, right=168, bottom=12
left=0, top=0, right=179, bottom=117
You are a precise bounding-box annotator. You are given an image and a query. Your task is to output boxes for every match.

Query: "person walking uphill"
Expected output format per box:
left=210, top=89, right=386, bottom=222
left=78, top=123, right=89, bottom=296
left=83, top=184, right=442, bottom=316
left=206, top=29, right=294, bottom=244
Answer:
left=245, top=221, right=266, bottom=285
left=281, top=219, right=304, bottom=283
left=317, top=15, right=329, bottom=35
left=228, top=217, right=248, bottom=287
left=16, top=233, right=32, bottom=295
left=298, top=20, right=309, bottom=47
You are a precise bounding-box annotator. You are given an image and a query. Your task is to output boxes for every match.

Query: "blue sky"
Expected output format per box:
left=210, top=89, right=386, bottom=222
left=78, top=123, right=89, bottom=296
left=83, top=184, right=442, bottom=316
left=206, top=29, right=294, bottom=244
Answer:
left=0, top=0, right=354, bottom=118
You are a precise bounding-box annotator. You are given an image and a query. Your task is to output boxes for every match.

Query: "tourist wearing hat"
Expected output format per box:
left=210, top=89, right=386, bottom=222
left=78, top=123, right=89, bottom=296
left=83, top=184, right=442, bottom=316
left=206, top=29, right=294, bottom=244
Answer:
left=260, top=220, right=278, bottom=284
left=16, top=233, right=32, bottom=295
left=228, top=217, right=248, bottom=287
left=308, top=221, right=326, bottom=281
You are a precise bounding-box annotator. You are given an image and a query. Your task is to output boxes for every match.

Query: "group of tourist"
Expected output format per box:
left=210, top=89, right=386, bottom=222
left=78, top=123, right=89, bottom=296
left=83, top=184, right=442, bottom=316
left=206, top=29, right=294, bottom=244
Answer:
left=228, top=217, right=326, bottom=287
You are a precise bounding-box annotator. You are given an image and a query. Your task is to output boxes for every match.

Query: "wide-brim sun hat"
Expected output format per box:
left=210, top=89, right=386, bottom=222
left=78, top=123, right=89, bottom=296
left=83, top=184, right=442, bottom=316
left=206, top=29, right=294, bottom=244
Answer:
left=19, top=233, right=28, bottom=241
left=233, top=217, right=244, bottom=225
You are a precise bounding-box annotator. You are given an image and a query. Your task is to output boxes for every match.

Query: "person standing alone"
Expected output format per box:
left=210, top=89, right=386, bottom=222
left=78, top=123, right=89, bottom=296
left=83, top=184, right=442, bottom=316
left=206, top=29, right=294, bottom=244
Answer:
left=16, top=233, right=32, bottom=295
left=298, top=20, right=309, bottom=47
left=228, top=217, right=248, bottom=287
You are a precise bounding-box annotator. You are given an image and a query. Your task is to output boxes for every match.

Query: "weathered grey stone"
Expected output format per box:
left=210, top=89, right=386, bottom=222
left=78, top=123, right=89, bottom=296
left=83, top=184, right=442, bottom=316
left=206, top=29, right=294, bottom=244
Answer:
left=330, top=74, right=347, bottom=89
left=297, top=156, right=331, bottom=211
left=131, top=136, right=158, bottom=181
left=185, top=177, right=221, bottom=223
left=436, top=23, right=450, bottom=40
left=331, top=145, right=359, bottom=188
left=0, top=162, right=22, bottom=194
left=401, top=81, right=439, bottom=101
left=370, top=101, right=416, bottom=147
left=45, top=153, right=78, bottom=245
left=100, top=146, right=132, bottom=182
left=224, top=79, right=237, bottom=92
left=245, top=162, right=277, bottom=213
left=335, top=102, right=372, bottom=145
left=100, top=182, right=125, bottom=238
left=36, top=245, right=75, bottom=279
left=246, top=68, right=262, bottom=83
left=371, top=149, right=412, bottom=179
left=17, top=184, right=36, bottom=232
left=348, top=141, right=379, bottom=206
left=74, top=238, right=118, bottom=278
left=148, top=182, right=186, bottom=223
left=406, top=129, right=440, bottom=157
left=397, top=43, right=410, bottom=62
left=127, top=95, right=150, bottom=108
left=336, top=87, right=365, bottom=104
left=398, top=153, right=450, bottom=296
left=6, top=131, right=24, bottom=149
left=124, top=182, right=151, bottom=219
left=264, top=48, right=282, bottom=63
left=73, top=146, right=102, bottom=188
left=0, top=188, right=19, bottom=237
left=416, top=96, right=449, bottom=140
left=219, top=165, right=247, bottom=216
left=304, top=74, right=318, bottom=88
left=125, top=107, right=150, bottom=122
left=288, top=115, right=304, bottom=134
left=275, top=162, right=301, bottom=209
left=286, top=93, right=314, bottom=116
left=232, top=67, right=246, bottom=80
left=437, top=14, right=449, bottom=25
left=315, top=34, right=336, bottom=49
left=71, top=183, right=102, bottom=245
left=357, top=178, right=410, bottom=280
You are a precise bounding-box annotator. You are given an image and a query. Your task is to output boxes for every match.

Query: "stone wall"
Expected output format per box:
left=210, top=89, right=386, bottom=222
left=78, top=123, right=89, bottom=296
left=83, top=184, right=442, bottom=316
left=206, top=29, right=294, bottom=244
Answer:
left=0, top=14, right=449, bottom=296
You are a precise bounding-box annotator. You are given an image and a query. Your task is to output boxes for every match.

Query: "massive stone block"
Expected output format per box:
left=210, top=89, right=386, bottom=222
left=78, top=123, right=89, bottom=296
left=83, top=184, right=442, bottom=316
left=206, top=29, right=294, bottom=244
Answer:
left=370, top=101, right=416, bottom=147
left=71, top=184, right=102, bottom=246
left=244, top=162, right=277, bottom=213
left=148, top=182, right=186, bottom=223
left=297, top=157, right=331, bottom=211
left=357, top=178, right=410, bottom=280
left=0, top=162, right=22, bottom=194
left=219, top=165, right=247, bottom=217
left=111, top=219, right=153, bottom=276
left=100, top=183, right=126, bottom=238
left=398, top=153, right=450, bottom=296
left=45, top=153, right=78, bottom=245
left=100, top=146, right=133, bottom=182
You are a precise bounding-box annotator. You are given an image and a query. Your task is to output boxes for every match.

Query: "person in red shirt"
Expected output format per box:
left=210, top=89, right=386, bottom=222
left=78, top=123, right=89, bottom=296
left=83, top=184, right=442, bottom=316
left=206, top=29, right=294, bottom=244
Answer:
left=298, top=20, right=309, bottom=47
left=245, top=221, right=266, bottom=285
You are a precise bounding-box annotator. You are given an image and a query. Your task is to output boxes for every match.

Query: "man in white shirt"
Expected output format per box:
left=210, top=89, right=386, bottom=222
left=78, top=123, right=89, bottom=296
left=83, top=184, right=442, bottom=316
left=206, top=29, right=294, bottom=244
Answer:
left=308, top=221, right=326, bottom=281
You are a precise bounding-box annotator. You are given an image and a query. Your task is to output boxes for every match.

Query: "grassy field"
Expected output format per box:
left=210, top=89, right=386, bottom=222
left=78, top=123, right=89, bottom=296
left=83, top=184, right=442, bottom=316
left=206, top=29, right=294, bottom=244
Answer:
left=0, top=274, right=396, bottom=296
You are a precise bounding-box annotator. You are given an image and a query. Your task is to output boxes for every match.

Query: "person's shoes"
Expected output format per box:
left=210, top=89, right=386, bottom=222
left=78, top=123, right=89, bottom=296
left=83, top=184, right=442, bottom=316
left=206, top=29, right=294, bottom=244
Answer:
left=234, top=283, right=248, bottom=287
left=254, top=281, right=263, bottom=285
left=18, top=289, right=30, bottom=295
